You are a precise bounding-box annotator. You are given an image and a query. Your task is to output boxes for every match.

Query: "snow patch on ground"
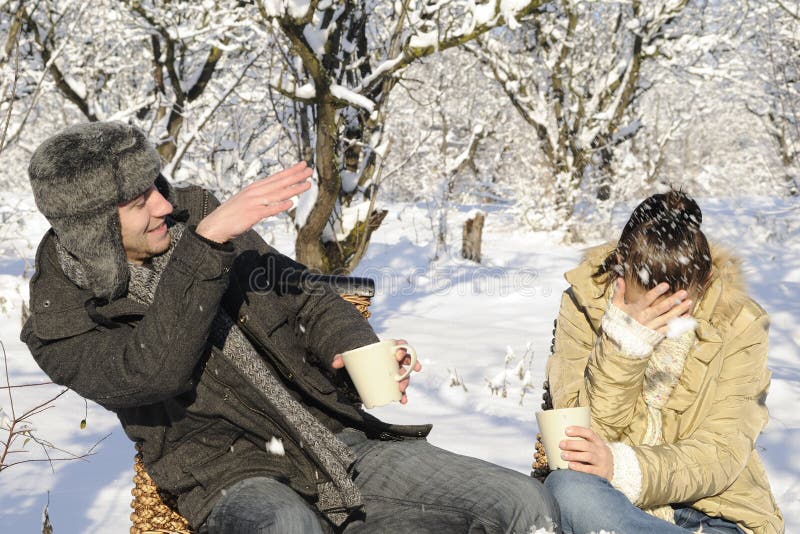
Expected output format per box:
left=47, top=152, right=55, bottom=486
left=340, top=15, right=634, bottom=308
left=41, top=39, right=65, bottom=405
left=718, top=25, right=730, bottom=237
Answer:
left=0, top=194, right=797, bottom=532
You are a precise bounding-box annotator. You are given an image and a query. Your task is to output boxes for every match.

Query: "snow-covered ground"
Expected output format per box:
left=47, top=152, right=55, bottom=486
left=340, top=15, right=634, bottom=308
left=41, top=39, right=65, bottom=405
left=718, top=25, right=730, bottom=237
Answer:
left=0, top=191, right=798, bottom=533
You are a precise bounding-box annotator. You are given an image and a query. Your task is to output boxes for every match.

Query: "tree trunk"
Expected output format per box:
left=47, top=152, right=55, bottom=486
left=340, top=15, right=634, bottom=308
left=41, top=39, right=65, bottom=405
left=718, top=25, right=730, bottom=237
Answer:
left=462, top=212, right=485, bottom=263
left=295, top=94, right=340, bottom=271
left=156, top=107, right=183, bottom=162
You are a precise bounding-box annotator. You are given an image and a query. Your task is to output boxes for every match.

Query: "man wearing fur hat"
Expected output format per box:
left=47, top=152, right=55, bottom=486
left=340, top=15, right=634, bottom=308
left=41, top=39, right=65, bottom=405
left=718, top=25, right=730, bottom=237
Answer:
left=22, top=122, right=560, bottom=534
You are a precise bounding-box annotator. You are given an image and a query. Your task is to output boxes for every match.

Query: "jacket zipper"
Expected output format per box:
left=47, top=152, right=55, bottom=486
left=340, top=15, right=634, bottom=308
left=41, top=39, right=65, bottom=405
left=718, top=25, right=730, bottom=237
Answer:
left=203, top=362, right=323, bottom=484
left=201, top=190, right=209, bottom=219
left=204, top=367, right=297, bottom=442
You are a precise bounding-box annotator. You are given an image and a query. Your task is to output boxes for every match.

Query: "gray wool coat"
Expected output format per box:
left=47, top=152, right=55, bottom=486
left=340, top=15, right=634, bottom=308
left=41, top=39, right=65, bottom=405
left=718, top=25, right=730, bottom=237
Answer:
left=21, top=185, right=431, bottom=529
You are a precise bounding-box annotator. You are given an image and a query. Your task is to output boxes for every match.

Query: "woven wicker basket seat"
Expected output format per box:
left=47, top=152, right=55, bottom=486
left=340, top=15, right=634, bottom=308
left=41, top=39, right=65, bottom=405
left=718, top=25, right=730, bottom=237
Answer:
left=130, top=275, right=375, bottom=534
left=531, top=318, right=557, bottom=483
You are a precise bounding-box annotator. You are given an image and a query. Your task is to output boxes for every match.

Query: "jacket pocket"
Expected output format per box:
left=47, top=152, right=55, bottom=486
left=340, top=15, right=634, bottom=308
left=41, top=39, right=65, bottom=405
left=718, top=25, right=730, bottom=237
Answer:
left=299, top=365, right=337, bottom=395
left=31, top=307, right=97, bottom=340
left=257, top=318, right=338, bottom=396
left=152, top=419, right=243, bottom=493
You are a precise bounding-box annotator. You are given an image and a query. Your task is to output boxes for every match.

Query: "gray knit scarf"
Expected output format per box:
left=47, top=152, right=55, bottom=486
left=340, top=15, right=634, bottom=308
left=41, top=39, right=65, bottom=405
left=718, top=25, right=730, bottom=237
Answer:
left=55, top=223, right=361, bottom=525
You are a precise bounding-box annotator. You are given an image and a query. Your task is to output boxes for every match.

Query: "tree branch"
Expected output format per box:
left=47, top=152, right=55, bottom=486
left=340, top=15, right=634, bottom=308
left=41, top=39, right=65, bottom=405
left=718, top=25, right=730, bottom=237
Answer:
left=22, top=3, right=96, bottom=121
left=361, top=0, right=547, bottom=97
left=187, top=43, right=226, bottom=102
left=170, top=50, right=264, bottom=170
left=774, top=0, right=800, bottom=20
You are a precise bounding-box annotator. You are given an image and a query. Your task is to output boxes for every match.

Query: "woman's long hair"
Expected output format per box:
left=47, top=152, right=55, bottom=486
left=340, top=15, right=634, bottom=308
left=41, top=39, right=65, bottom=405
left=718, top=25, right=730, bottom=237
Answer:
left=593, top=190, right=712, bottom=294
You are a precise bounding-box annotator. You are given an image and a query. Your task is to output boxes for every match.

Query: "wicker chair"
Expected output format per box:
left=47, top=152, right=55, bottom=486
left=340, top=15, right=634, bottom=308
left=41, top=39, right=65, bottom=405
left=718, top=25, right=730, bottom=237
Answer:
left=130, top=275, right=376, bottom=534
left=531, top=318, right=557, bottom=483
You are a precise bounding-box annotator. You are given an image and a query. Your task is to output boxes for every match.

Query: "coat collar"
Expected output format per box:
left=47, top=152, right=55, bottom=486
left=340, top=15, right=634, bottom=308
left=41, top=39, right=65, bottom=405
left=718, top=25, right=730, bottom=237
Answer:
left=27, top=185, right=214, bottom=340
left=27, top=186, right=204, bottom=337
left=28, top=230, right=149, bottom=340
left=563, top=242, right=614, bottom=332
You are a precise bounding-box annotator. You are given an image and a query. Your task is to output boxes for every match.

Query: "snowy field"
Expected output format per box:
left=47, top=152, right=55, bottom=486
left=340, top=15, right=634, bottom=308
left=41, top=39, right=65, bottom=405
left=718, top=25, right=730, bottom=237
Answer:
left=0, top=190, right=798, bottom=533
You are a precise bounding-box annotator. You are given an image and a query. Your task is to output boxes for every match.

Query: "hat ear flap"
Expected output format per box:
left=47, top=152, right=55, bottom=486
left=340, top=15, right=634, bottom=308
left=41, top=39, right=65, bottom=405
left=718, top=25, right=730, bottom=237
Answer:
left=53, top=209, right=129, bottom=302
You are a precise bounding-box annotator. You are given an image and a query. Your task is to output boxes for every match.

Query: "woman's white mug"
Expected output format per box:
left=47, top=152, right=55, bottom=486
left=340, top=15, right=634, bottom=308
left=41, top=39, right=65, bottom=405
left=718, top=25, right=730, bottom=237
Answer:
left=536, top=406, right=591, bottom=470
left=341, top=340, right=418, bottom=408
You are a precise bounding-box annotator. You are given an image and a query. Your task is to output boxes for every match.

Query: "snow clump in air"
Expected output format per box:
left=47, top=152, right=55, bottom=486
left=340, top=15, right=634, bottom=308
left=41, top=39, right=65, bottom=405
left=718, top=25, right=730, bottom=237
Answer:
left=666, top=316, right=697, bottom=339
left=267, top=436, right=285, bottom=455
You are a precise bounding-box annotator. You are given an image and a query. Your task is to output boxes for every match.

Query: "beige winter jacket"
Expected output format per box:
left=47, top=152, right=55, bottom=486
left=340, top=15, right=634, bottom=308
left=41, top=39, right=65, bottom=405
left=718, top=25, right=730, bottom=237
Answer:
left=546, top=243, right=784, bottom=534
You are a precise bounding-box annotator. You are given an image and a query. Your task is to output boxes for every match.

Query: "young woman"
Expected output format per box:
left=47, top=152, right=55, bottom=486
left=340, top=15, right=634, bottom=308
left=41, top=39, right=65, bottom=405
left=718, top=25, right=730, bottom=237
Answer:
left=543, top=191, right=784, bottom=534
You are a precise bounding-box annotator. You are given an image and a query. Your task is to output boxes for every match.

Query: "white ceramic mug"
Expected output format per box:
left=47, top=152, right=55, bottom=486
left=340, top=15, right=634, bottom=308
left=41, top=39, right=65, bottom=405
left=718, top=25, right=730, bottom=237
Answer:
left=341, top=340, right=418, bottom=408
left=535, top=406, right=592, bottom=470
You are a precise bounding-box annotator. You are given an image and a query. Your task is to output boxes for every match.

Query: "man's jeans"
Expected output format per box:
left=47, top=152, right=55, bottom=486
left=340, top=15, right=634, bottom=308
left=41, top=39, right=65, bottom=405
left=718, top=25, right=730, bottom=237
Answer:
left=202, top=428, right=561, bottom=533
left=545, top=469, right=745, bottom=534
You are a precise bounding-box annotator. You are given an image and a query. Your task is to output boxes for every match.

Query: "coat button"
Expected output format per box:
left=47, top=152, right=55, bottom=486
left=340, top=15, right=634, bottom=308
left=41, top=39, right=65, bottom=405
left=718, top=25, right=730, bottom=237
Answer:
left=238, top=314, right=248, bottom=324
left=42, top=300, right=51, bottom=308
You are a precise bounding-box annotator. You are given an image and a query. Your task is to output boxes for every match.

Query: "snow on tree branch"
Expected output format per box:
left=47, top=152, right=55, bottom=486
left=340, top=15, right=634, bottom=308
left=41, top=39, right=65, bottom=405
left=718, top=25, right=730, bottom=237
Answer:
left=473, top=0, right=694, bottom=227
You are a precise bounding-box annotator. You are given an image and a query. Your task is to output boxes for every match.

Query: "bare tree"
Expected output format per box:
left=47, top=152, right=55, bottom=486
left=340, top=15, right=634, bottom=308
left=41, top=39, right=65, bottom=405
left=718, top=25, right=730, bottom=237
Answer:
left=1, top=340, right=107, bottom=474
left=121, top=0, right=241, bottom=162
left=747, top=0, right=799, bottom=195
left=473, top=0, right=691, bottom=228
left=0, top=1, right=90, bottom=156
left=430, top=113, right=489, bottom=260
left=254, top=0, right=546, bottom=272
left=9, top=0, right=254, bottom=165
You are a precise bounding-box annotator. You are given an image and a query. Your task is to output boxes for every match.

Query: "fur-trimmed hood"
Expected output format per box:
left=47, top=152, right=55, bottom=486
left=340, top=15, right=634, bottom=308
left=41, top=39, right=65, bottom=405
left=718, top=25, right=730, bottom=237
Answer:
left=563, top=241, right=762, bottom=336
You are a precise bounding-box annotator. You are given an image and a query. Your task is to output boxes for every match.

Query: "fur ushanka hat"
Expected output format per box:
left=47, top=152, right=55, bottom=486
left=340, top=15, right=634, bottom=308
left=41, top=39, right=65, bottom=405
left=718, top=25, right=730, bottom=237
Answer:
left=28, top=121, right=170, bottom=302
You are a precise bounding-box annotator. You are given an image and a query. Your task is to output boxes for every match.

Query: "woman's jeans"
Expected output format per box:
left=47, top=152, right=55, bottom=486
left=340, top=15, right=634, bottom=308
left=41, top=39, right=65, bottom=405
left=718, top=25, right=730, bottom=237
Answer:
left=201, top=428, right=561, bottom=533
left=544, top=469, right=745, bottom=534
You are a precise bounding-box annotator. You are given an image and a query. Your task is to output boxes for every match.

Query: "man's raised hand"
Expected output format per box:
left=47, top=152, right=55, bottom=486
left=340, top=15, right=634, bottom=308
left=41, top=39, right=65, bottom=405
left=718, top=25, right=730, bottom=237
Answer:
left=196, top=162, right=312, bottom=244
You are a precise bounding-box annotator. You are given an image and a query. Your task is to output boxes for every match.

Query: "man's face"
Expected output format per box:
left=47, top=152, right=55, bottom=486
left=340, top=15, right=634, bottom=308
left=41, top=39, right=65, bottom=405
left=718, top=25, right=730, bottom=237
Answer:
left=118, top=183, right=174, bottom=264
